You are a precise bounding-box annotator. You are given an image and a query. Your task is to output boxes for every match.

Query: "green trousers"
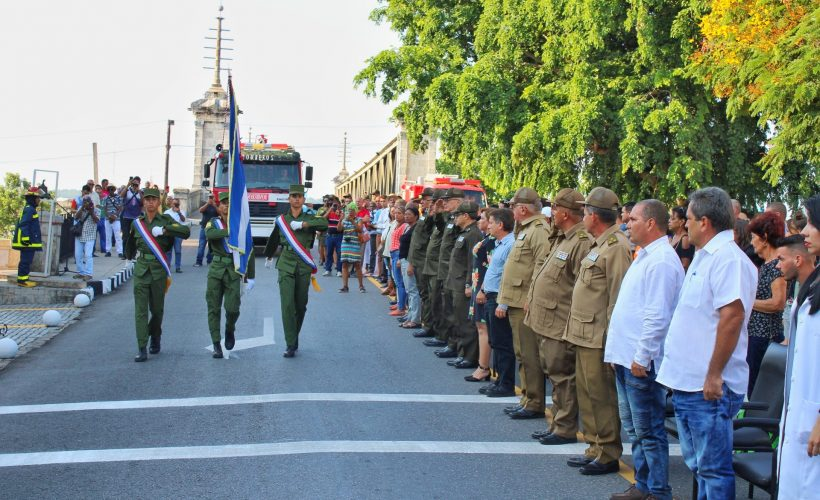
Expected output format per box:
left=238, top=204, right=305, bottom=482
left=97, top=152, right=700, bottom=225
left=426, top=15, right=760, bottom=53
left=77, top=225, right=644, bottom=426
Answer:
left=441, top=287, right=457, bottom=350
left=133, top=267, right=166, bottom=348
left=278, top=269, right=311, bottom=348
left=429, top=277, right=447, bottom=342
left=206, top=270, right=241, bottom=343
left=452, top=289, right=478, bottom=363
left=416, top=271, right=432, bottom=330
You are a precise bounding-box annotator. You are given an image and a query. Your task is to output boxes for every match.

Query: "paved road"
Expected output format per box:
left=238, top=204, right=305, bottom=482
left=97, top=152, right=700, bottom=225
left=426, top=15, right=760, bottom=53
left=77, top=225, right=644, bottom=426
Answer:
left=0, top=243, right=767, bottom=499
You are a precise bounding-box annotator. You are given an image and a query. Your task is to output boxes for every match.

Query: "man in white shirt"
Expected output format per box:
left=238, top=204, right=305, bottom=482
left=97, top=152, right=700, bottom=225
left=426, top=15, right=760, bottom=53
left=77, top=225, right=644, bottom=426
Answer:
left=605, top=200, right=684, bottom=500
left=657, top=187, right=757, bottom=499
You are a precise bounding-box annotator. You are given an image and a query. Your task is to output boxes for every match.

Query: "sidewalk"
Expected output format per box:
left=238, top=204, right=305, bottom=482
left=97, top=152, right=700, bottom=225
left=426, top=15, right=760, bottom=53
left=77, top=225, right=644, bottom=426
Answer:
left=0, top=304, right=81, bottom=371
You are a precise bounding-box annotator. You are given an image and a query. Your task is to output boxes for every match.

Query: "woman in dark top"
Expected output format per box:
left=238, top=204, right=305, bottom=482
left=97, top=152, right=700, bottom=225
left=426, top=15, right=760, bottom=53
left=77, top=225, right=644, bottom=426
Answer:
left=398, top=207, right=420, bottom=328
left=746, top=211, right=786, bottom=394
left=669, top=206, right=694, bottom=271
left=465, top=208, right=494, bottom=383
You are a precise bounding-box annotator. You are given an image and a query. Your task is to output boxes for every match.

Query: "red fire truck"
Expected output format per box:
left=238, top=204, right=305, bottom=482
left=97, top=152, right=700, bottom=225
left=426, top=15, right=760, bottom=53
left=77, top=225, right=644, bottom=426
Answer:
left=202, top=140, right=314, bottom=244
left=401, top=174, right=488, bottom=207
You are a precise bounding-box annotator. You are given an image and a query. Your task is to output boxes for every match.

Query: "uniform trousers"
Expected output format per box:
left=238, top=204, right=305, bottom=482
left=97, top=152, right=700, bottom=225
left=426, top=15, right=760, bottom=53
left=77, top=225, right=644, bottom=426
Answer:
left=508, top=307, right=545, bottom=412
left=278, top=268, right=311, bottom=348
left=538, top=336, right=578, bottom=439
left=575, top=344, right=623, bottom=463
left=451, top=288, right=478, bottom=363
left=428, top=276, right=447, bottom=342
left=486, top=293, right=515, bottom=390
left=206, top=268, right=241, bottom=343
left=441, top=285, right=457, bottom=350
left=415, top=269, right=432, bottom=331
left=133, top=261, right=166, bottom=348
left=17, top=248, right=35, bottom=281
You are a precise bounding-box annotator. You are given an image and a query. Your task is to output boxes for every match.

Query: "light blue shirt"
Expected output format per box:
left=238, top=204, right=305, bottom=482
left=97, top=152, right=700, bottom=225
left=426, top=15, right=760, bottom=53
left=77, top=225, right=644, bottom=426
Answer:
left=481, top=232, right=515, bottom=294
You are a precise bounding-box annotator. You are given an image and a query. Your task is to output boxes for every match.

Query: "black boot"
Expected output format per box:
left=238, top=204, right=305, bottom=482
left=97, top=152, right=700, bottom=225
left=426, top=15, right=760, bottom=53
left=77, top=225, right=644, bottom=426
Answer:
left=212, top=342, right=224, bottom=359
left=148, top=336, right=161, bottom=354
left=134, top=347, right=148, bottom=362
left=225, top=330, right=235, bottom=351
left=283, top=347, right=296, bottom=358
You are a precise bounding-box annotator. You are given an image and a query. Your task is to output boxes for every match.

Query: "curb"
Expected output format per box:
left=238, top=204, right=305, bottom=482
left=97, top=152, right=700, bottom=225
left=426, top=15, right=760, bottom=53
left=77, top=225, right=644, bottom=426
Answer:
left=87, top=264, right=134, bottom=299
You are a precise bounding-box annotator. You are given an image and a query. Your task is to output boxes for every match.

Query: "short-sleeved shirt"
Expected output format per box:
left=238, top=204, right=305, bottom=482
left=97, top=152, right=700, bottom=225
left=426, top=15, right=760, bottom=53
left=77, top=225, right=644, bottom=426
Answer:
left=748, top=259, right=784, bottom=340
left=657, top=230, right=758, bottom=395
left=200, top=204, right=218, bottom=227
left=482, top=232, right=515, bottom=294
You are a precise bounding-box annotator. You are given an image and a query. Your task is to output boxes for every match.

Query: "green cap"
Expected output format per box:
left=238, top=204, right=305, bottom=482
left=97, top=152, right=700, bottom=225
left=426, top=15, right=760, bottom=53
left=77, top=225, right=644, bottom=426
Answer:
left=415, top=187, right=435, bottom=200
left=442, top=187, right=465, bottom=199
left=454, top=201, right=479, bottom=217
left=431, top=188, right=446, bottom=201
left=143, top=188, right=161, bottom=198
left=218, top=192, right=230, bottom=202
left=289, top=184, right=306, bottom=195
left=579, top=187, right=620, bottom=211
left=510, top=187, right=540, bottom=205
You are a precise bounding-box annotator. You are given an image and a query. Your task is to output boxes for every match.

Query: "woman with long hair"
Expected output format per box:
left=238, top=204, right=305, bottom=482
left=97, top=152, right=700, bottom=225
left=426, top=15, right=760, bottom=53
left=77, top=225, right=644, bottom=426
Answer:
left=669, top=205, right=694, bottom=271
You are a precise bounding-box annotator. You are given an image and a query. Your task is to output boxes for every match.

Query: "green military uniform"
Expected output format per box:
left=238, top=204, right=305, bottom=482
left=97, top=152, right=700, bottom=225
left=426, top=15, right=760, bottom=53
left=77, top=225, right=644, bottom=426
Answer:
left=446, top=201, right=483, bottom=364
left=497, top=187, right=552, bottom=413
left=124, top=188, right=191, bottom=361
left=564, top=187, right=632, bottom=466
left=437, top=189, right=464, bottom=350
left=407, top=188, right=436, bottom=333
left=205, top=192, right=256, bottom=354
left=524, top=189, right=592, bottom=440
left=422, top=193, right=447, bottom=342
left=263, top=185, right=328, bottom=353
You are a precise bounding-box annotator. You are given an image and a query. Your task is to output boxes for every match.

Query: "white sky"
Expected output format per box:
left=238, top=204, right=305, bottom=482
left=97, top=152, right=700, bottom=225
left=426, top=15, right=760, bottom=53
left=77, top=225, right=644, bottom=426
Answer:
left=0, top=0, right=400, bottom=197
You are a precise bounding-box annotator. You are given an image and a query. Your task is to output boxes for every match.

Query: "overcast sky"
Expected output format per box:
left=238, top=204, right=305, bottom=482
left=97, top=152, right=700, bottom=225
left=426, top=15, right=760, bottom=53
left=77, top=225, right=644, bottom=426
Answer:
left=0, top=0, right=400, bottom=197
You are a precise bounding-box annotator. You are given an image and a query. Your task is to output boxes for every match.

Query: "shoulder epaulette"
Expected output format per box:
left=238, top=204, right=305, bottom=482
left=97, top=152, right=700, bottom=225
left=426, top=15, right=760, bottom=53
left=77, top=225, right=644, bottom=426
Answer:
left=576, top=230, right=588, bottom=240
left=607, top=234, right=619, bottom=246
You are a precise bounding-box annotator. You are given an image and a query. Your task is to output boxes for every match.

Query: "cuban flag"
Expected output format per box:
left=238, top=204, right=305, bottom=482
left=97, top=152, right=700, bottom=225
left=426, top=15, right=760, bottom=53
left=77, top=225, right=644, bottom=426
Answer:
left=226, top=76, right=253, bottom=276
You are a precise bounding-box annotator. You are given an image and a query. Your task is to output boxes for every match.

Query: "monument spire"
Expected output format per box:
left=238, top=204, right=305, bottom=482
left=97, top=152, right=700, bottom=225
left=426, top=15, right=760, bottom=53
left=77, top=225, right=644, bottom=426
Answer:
left=212, top=6, right=224, bottom=88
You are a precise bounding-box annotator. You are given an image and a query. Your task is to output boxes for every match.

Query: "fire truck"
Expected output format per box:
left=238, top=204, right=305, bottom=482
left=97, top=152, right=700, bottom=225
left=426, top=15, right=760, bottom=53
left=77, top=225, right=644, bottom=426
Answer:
left=401, top=174, right=488, bottom=207
left=201, top=139, right=314, bottom=244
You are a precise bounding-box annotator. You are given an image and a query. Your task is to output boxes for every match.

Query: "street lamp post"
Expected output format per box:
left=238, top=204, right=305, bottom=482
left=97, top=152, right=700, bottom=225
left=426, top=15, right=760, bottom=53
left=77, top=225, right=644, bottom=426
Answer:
left=164, top=119, right=175, bottom=193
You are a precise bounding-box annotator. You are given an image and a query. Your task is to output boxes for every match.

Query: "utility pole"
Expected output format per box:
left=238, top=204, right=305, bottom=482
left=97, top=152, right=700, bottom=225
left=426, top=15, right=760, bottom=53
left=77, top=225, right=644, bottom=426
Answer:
left=92, top=142, right=99, bottom=182
left=164, top=119, right=175, bottom=193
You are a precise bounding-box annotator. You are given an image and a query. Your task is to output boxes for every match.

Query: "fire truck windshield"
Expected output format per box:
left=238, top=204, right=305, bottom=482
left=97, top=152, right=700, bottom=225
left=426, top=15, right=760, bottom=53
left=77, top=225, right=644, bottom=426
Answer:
left=214, top=158, right=300, bottom=191
left=463, top=189, right=487, bottom=207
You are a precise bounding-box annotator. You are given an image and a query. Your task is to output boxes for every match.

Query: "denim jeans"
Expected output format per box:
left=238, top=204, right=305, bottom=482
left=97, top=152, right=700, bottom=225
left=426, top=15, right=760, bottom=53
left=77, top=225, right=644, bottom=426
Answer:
left=400, top=259, right=420, bottom=323
left=486, top=293, right=515, bottom=391
left=96, top=219, right=107, bottom=252
left=196, top=227, right=212, bottom=265
left=324, top=233, right=342, bottom=272
left=74, top=239, right=95, bottom=277
left=614, top=364, right=671, bottom=499
left=165, top=237, right=182, bottom=270
left=672, top=385, right=743, bottom=500
left=390, top=250, right=406, bottom=310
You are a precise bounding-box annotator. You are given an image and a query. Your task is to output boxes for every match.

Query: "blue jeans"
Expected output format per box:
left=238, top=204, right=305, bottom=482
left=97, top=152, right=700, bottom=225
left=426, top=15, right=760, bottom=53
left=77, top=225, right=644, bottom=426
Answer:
left=390, top=250, right=406, bottom=310
left=196, top=227, right=212, bottom=265
left=614, top=364, right=671, bottom=499
left=672, top=385, right=743, bottom=500
left=166, top=237, right=182, bottom=270
left=400, top=259, right=420, bottom=323
left=324, top=233, right=342, bottom=272
left=97, top=220, right=106, bottom=252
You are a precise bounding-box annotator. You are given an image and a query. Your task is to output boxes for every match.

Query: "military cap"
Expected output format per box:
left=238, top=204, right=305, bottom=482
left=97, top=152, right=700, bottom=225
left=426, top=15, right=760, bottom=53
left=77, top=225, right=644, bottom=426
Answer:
left=415, top=187, right=435, bottom=200
left=551, top=188, right=585, bottom=209
left=431, top=188, right=446, bottom=201
left=579, top=187, right=619, bottom=211
left=24, top=187, right=41, bottom=198
left=442, top=187, right=465, bottom=199
left=218, top=192, right=230, bottom=202
left=289, top=184, right=305, bottom=195
left=453, top=201, right=479, bottom=217
left=510, top=187, right=540, bottom=205
left=143, top=187, right=161, bottom=198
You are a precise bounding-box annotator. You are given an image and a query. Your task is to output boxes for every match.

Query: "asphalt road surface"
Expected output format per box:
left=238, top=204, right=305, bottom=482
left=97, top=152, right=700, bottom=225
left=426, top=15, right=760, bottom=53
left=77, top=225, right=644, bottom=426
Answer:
left=0, top=243, right=768, bottom=499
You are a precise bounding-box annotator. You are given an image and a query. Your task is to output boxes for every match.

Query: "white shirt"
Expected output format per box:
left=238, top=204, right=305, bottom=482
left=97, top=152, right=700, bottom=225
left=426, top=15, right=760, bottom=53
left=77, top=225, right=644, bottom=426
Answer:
left=604, top=235, right=684, bottom=370
left=374, top=208, right=390, bottom=232
left=656, top=230, right=757, bottom=395
left=163, top=208, right=187, bottom=224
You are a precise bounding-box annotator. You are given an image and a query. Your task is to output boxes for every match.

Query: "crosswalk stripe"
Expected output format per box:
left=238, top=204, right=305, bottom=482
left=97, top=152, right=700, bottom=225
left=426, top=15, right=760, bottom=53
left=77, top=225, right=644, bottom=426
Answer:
left=0, top=393, right=527, bottom=415
left=0, top=441, right=682, bottom=467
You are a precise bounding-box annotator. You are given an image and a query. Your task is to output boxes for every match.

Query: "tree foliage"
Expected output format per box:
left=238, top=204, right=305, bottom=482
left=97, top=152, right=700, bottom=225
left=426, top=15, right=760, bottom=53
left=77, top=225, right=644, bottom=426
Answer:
left=0, top=173, right=31, bottom=238
left=357, top=0, right=815, bottom=205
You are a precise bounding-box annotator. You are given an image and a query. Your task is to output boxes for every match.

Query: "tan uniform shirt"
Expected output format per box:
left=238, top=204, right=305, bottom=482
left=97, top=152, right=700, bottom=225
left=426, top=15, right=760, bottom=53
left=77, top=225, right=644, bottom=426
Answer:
left=497, top=214, right=551, bottom=309
left=564, top=224, right=632, bottom=349
left=525, top=221, right=593, bottom=340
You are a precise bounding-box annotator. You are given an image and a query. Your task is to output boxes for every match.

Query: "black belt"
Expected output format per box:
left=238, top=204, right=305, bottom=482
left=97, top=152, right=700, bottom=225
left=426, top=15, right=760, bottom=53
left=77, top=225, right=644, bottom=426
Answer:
left=485, top=291, right=498, bottom=298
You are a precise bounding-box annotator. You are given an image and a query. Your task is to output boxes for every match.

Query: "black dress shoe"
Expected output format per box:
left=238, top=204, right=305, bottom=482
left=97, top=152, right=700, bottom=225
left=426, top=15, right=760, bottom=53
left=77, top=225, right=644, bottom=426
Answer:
left=212, top=342, right=224, bottom=359
left=423, top=339, right=447, bottom=347
left=225, top=330, right=235, bottom=350
left=485, top=386, right=516, bottom=398
left=412, top=329, right=434, bottom=338
left=134, top=347, right=148, bottom=362
left=579, top=460, right=620, bottom=475
left=283, top=347, right=296, bottom=358
left=478, top=382, right=497, bottom=394
left=539, top=433, right=578, bottom=445
left=504, top=404, right=523, bottom=414
left=454, top=360, right=478, bottom=369
left=508, top=408, right=544, bottom=419
left=567, top=456, right=594, bottom=468
left=434, top=347, right=458, bottom=358
left=531, top=429, right=551, bottom=440
left=446, top=356, right=464, bottom=366
left=148, top=336, right=161, bottom=354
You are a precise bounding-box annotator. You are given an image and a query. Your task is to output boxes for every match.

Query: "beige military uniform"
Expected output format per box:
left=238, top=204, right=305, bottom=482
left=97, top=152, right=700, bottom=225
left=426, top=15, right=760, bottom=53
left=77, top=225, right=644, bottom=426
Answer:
left=525, top=221, right=592, bottom=439
left=565, top=223, right=632, bottom=464
left=498, top=213, right=551, bottom=412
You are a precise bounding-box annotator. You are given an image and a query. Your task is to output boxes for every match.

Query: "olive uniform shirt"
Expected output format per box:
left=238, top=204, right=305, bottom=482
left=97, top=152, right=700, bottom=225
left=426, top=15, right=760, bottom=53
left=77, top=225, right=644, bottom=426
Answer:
left=263, top=211, right=329, bottom=273
left=125, top=213, right=191, bottom=279
left=436, top=213, right=459, bottom=282
left=408, top=211, right=434, bottom=270
left=205, top=217, right=256, bottom=280
left=445, top=222, right=483, bottom=292
left=525, top=221, right=592, bottom=340
left=497, top=214, right=551, bottom=308
left=422, top=212, right=446, bottom=276
left=564, top=224, right=632, bottom=349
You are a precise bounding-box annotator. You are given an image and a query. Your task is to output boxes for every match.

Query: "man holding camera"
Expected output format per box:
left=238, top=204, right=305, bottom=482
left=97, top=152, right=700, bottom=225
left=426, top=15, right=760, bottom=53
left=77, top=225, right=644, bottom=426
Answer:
left=120, top=176, right=143, bottom=252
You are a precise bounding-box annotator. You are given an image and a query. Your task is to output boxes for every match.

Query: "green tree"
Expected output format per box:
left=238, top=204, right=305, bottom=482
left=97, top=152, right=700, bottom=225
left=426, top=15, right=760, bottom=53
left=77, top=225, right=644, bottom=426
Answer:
left=0, top=173, right=31, bottom=238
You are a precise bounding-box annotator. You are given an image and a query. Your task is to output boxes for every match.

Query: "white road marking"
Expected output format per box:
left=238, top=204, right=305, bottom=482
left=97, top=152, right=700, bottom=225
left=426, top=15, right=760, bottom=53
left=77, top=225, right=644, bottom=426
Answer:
left=0, top=441, right=682, bottom=467
left=0, top=393, right=526, bottom=415
left=204, top=317, right=276, bottom=357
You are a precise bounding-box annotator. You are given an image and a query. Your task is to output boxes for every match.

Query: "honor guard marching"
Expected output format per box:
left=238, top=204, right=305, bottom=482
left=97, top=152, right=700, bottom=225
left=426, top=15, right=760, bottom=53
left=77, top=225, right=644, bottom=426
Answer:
left=263, top=184, right=328, bottom=358
left=205, top=192, right=256, bottom=359
left=13, top=187, right=43, bottom=287
left=124, top=187, right=191, bottom=362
